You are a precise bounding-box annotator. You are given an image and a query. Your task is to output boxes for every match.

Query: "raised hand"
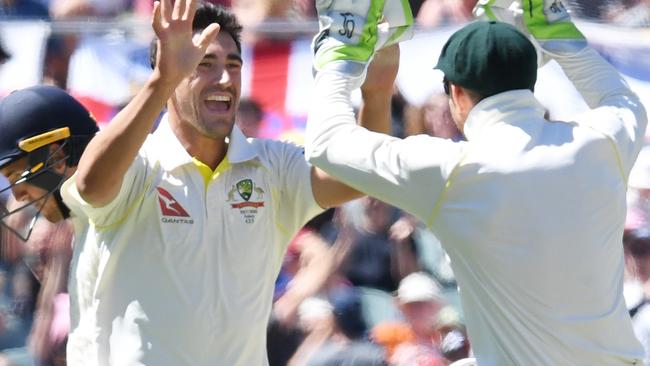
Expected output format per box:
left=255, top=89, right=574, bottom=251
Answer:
left=312, top=0, right=412, bottom=80
left=151, top=0, right=221, bottom=83
left=361, top=44, right=399, bottom=97
left=473, top=0, right=586, bottom=66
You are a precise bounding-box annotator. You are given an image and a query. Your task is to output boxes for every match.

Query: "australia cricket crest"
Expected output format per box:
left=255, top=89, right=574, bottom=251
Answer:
left=228, top=178, right=265, bottom=224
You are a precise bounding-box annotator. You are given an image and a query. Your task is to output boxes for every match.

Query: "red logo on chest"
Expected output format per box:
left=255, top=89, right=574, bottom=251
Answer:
left=156, top=187, right=190, bottom=217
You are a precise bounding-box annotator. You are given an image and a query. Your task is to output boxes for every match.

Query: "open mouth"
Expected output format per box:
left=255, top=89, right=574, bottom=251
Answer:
left=204, top=94, right=232, bottom=113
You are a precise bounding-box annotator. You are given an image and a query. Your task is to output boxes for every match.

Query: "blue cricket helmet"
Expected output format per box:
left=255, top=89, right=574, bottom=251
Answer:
left=0, top=85, right=99, bottom=169
left=0, top=85, right=99, bottom=240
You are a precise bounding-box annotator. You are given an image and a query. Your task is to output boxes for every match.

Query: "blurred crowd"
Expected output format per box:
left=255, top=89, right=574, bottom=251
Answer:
left=0, top=0, right=649, bottom=365
left=1, top=0, right=649, bottom=24
left=0, top=0, right=648, bottom=91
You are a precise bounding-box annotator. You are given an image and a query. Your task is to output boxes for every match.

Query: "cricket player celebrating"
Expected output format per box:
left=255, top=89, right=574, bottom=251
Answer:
left=306, top=0, right=648, bottom=364
left=31, top=0, right=407, bottom=364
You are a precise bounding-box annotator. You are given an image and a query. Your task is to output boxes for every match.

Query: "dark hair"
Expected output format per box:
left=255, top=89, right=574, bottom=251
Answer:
left=444, top=77, right=486, bottom=104
left=330, top=287, right=367, bottom=340
left=624, top=228, right=650, bottom=258
left=237, top=97, right=264, bottom=122
left=0, top=41, right=9, bottom=64
left=149, top=1, right=243, bottom=69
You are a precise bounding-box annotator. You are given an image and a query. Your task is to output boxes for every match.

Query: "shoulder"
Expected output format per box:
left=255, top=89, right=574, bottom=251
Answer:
left=249, top=137, right=307, bottom=167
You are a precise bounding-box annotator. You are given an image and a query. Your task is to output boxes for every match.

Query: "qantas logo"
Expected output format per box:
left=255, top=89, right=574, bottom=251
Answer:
left=156, top=187, right=193, bottom=224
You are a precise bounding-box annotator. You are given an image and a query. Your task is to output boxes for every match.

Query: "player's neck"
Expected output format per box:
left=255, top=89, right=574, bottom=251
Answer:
left=170, top=118, right=228, bottom=170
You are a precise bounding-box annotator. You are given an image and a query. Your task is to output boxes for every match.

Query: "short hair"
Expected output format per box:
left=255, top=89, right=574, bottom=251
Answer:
left=462, top=86, right=486, bottom=105
left=0, top=40, right=10, bottom=64
left=149, top=1, right=243, bottom=69
left=624, top=228, right=650, bottom=258
left=237, top=97, right=263, bottom=122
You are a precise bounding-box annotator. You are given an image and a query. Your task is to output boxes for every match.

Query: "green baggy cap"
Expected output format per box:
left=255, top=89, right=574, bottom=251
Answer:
left=435, top=21, right=538, bottom=98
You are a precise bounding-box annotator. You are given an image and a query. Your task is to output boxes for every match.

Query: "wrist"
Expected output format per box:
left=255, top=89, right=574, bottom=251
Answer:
left=361, top=88, right=393, bottom=103
left=149, top=69, right=183, bottom=91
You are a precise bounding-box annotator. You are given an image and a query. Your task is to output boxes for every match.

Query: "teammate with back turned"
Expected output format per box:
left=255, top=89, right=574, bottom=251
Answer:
left=306, top=0, right=648, bottom=364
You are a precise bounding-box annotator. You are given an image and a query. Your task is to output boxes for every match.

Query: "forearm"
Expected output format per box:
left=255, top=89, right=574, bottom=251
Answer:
left=358, top=90, right=392, bottom=134
left=306, top=71, right=376, bottom=180
left=75, top=71, right=177, bottom=206
left=281, top=263, right=332, bottom=307
left=555, top=47, right=645, bottom=116
left=358, top=44, right=398, bottom=134
left=391, top=240, right=420, bottom=280
left=306, top=70, right=456, bottom=222
left=554, top=47, right=647, bottom=169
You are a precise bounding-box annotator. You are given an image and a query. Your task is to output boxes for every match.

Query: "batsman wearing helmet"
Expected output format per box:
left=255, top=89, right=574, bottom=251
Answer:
left=0, top=85, right=98, bottom=240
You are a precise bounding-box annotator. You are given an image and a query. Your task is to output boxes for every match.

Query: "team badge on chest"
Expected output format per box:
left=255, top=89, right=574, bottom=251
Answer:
left=228, top=178, right=265, bottom=224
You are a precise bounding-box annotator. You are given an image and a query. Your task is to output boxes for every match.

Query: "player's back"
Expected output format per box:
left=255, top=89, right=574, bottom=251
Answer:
left=433, top=112, right=643, bottom=365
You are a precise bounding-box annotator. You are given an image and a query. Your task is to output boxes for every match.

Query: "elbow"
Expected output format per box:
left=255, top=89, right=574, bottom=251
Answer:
left=304, top=144, right=320, bottom=165
left=304, top=128, right=326, bottom=166
left=74, top=170, right=116, bottom=207
left=74, top=172, right=100, bottom=205
left=639, top=104, right=648, bottom=136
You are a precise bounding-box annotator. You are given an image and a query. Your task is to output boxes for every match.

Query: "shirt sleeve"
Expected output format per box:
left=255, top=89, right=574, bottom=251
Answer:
left=305, top=71, right=466, bottom=224
left=273, top=141, right=324, bottom=236
left=61, top=151, right=154, bottom=229
left=555, top=47, right=648, bottom=175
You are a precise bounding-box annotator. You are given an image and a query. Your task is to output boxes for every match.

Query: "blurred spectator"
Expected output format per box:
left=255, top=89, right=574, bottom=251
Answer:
left=299, top=287, right=388, bottom=366
left=0, top=213, right=73, bottom=365
left=49, top=0, right=130, bottom=18
left=404, top=92, right=463, bottom=140
left=568, top=0, right=613, bottom=20
left=45, top=0, right=132, bottom=91
left=273, top=209, right=342, bottom=319
left=267, top=314, right=305, bottom=366
left=287, top=296, right=335, bottom=366
left=624, top=229, right=650, bottom=366
left=27, top=219, right=73, bottom=366
left=231, top=0, right=312, bottom=29
left=415, top=0, right=474, bottom=27
left=339, top=198, right=419, bottom=294
left=627, top=145, right=650, bottom=229
left=273, top=229, right=336, bottom=325
left=237, top=97, right=264, bottom=138
left=0, top=222, right=40, bottom=363
left=269, top=209, right=344, bottom=366
left=0, top=0, right=49, bottom=18
left=436, top=306, right=471, bottom=363
left=625, top=146, right=650, bottom=311
left=0, top=41, right=9, bottom=65
left=388, top=272, right=446, bottom=366
left=42, top=36, right=77, bottom=89
left=371, top=322, right=415, bottom=361
left=440, top=328, right=471, bottom=363
left=293, top=0, right=315, bottom=18
left=609, top=0, right=650, bottom=26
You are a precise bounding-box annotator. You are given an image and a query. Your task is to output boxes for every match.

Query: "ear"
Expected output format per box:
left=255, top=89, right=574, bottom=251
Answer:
left=47, top=143, right=68, bottom=173
left=450, top=84, right=476, bottom=116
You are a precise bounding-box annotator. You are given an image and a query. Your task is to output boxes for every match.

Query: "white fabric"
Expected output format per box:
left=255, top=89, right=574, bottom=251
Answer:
left=62, top=120, right=322, bottom=366
left=632, top=304, right=650, bottom=366
left=306, top=47, right=647, bottom=365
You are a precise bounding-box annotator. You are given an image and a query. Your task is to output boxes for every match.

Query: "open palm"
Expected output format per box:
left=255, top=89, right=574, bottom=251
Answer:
left=151, top=0, right=221, bottom=83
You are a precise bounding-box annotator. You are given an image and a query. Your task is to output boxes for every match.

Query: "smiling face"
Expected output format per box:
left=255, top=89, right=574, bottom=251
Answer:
left=170, top=31, right=243, bottom=141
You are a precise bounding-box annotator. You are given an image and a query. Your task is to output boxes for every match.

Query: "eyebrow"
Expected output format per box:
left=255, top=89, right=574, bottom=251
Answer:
left=202, top=53, right=243, bottom=65
left=228, top=53, right=243, bottom=65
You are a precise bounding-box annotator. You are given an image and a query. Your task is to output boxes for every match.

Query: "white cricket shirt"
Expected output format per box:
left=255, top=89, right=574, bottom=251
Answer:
left=62, top=120, right=322, bottom=365
left=306, top=48, right=648, bottom=365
